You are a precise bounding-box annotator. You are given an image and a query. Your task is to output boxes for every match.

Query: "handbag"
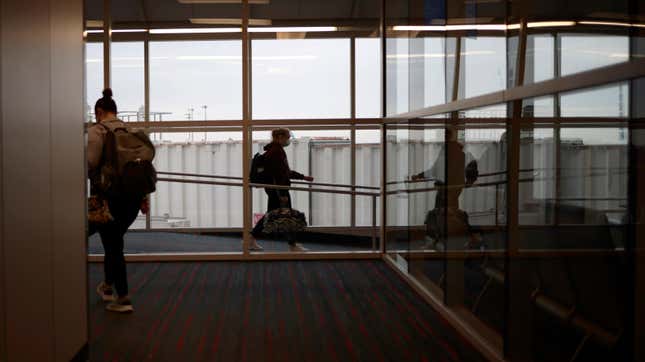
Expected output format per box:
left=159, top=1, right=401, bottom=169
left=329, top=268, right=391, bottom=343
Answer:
left=88, top=194, right=113, bottom=224
left=262, top=208, right=307, bottom=234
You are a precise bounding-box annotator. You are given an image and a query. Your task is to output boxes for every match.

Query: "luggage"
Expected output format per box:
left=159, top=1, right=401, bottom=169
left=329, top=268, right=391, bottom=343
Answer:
left=262, top=208, right=307, bottom=234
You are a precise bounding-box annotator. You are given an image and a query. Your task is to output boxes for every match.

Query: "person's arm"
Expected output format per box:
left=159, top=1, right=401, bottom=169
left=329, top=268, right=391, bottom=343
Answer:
left=411, top=169, right=432, bottom=180
left=140, top=195, right=150, bottom=214
left=86, top=125, right=104, bottom=175
left=289, top=170, right=305, bottom=180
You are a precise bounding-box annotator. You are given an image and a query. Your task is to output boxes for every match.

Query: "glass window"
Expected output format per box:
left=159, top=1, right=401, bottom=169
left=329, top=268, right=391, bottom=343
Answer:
left=385, top=37, right=410, bottom=116
left=85, top=42, right=103, bottom=123
left=151, top=131, right=243, bottom=230
left=149, top=41, right=242, bottom=121
left=461, top=37, right=507, bottom=99
left=522, top=96, right=555, bottom=118
left=356, top=38, right=381, bottom=118
left=111, top=42, right=144, bottom=122
left=252, top=39, right=350, bottom=119
left=249, top=128, right=376, bottom=252
left=560, top=82, right=629, bottom=118
left=525, top=34, right=555, bottom=84
left=356, top=129, right=381, bottom=227
left=560, top=34, right=630, bottom=77
left=423, top=37, right=447, bottom=107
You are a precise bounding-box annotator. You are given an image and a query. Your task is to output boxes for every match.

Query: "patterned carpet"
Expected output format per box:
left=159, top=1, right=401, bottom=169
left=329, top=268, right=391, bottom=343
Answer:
left=88, top=232, right=374, bottom=254
left=88, top=261, right=485, bottom=362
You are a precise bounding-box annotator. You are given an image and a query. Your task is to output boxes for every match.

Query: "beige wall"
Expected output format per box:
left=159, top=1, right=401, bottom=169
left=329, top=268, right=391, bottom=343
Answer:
left=0, top=0, right=87, bottom=361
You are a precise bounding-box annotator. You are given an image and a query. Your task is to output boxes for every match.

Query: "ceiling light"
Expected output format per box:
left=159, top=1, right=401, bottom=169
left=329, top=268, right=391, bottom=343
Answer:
left=149, top=27, right=241, bottom=34
left=526, top=21, right=576, bottom=28
left=248, top=26, right=337, bottom=33
left=177, top=0, right=270, bottom=4
left=392, top=24, right=507, bottom=31
left=392, top=25, right=445, bottom=31
left=579, top=20, right=645, bottom=28
left=446, top=24, right=507, bottom=31
left=190, top=18, right=271, bottom=26
left=84, top=29, right=149, bottom=34
left=113, top=29, right=148, bottom=33
left=579, top=20, right=631, bottom=27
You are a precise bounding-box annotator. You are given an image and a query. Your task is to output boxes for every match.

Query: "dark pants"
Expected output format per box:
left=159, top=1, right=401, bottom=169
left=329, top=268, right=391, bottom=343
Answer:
left=89, top=195, right=142, bottom=297
left=251, top=189, right=293, bottom=244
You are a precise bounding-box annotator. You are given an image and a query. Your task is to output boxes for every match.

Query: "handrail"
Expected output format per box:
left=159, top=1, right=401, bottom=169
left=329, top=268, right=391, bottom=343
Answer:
left=249, top=182, right=380, bottom=197
left=385, top=168, right=533, bottom=185
left=157, top=177, right=243, bottom=188
left=156, top=171, right=379, bottom=190
left=385, top=166, right=629, bottom=186
left=158, top=171, right=242, bottom=181
left=385, top=178, right=536, bottom=195
left=291, top=180, right=380, bottom=190
left=156, top=177, right=380, bottom=197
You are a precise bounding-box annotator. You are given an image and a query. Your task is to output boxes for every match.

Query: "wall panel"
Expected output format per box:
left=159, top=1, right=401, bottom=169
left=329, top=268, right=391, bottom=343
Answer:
left=0, top=0, right=86, bottom=361
left=50, top=0, right=87, bottom=360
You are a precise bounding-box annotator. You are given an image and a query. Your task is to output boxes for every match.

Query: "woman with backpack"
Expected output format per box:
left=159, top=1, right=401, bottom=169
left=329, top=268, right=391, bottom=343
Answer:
left=88, top=88, right=155, bottom=313
left=249, top=128, right=314, bottom=251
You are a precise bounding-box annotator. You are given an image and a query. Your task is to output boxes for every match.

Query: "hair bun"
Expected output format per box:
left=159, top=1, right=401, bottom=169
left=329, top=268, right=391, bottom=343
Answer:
left=102, top=88, right=113, bottom=99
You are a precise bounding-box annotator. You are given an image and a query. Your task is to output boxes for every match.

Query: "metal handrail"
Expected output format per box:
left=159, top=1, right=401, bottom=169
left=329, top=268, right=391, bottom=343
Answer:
left=157, top=177, right=243, bottom=188
left=385, top=166, right=629, bottom=186
left=385, top=168, right=533, bottom=185
left=385, top=178, right=535, bottom=195
left=156, top=171, right=380, bottom=190
left=157, top=171, right=242, bottom=181
left=248, top=182, right=380, bottom=197
left=157, top=177, right=380, bottom=197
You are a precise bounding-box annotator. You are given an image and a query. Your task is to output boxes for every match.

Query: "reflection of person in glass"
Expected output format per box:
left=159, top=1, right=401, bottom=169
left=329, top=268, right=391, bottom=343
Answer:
left=411, top=126, right=481, bottom=250
left=250, top=128, right=314, bottom=251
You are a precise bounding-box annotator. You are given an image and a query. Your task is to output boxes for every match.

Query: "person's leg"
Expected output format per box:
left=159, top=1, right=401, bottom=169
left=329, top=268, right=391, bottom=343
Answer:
left=267, top=189, right=281, bottom=211
left=249, top=189, right=274, bottom=248
left=251, top=190, right=273, bottom=237
left=99, top=227, right=116, bottom=286
left=96, top=226, right=117, bottom=301
left=104, top=196, right=142, bottom=311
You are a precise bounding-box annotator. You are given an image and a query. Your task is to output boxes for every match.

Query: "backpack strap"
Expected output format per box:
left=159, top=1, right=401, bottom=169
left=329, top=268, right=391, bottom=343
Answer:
left=98, top=122, right=127, bottom=133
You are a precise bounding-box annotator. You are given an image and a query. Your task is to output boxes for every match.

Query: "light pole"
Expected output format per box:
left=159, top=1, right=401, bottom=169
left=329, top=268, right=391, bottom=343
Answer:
left=202, top=105, right=208, bottom=141
left=187, top=107, right=195, bottom=142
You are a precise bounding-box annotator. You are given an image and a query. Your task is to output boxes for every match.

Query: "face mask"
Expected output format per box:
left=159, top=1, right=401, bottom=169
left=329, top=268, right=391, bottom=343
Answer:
left=284, top=131, right=294, bottom=147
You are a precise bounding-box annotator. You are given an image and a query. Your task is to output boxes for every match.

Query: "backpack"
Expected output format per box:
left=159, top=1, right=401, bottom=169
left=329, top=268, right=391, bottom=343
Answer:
left=250, top=152, right=271, bottom=184
left=98, top=123, right=157, bottom=197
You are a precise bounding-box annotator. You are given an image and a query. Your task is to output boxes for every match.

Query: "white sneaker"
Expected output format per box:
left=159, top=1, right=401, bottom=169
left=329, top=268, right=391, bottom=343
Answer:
left=249, top=241, right=264, bottom=251
left=106, top=296, right=134, bottom=313
left=289, top=243, right=308, bottom=252
left=96, top=282, right=116, bottom=302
